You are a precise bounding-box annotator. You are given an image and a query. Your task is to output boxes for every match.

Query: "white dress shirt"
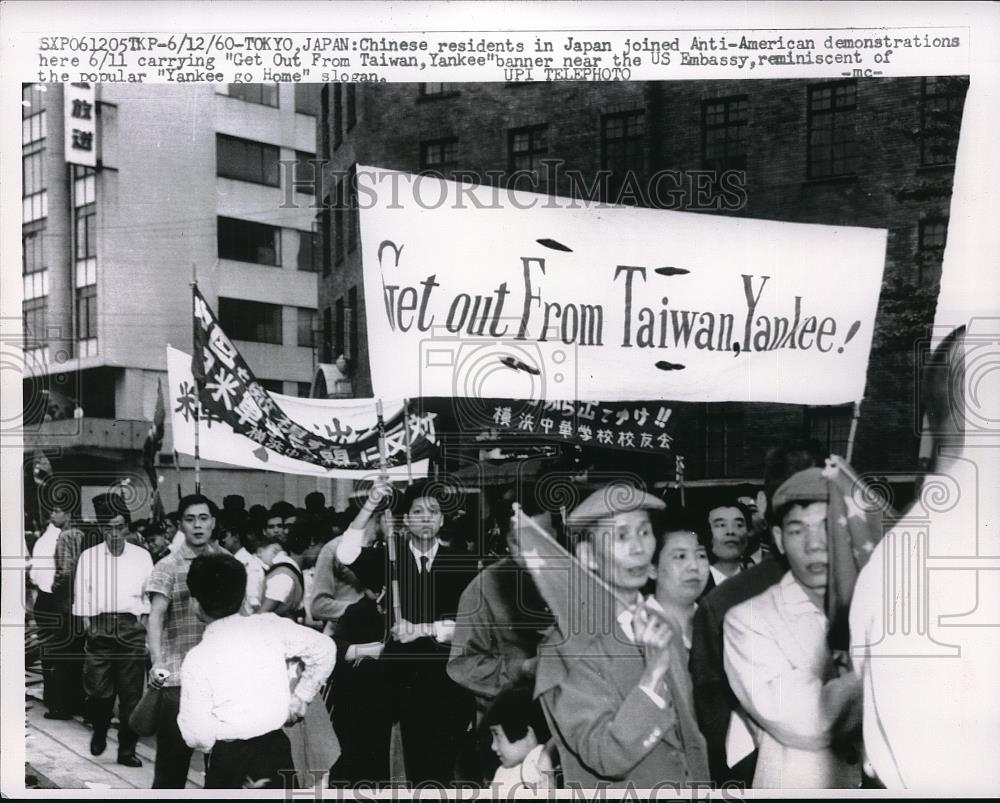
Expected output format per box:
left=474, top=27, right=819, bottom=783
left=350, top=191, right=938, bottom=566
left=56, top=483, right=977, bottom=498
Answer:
left=30, top=523, right=61, bottom=593
left=73, top=541, right=153, bottom=618
left=177, top=612, right=336, bottom=753
left=490, top=743, right=551, bottom=796
left=233, top=546, right=264, bottom=613
left=408, top=539, right=440, bottom=571
left=263, top=553, right=300, bottom=603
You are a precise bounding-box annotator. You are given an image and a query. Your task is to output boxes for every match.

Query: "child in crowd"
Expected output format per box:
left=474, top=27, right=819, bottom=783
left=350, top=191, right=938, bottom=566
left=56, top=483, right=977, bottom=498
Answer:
left=177, top=553, right=335, bottom=788
left=484, top=682, right=555, bottom=795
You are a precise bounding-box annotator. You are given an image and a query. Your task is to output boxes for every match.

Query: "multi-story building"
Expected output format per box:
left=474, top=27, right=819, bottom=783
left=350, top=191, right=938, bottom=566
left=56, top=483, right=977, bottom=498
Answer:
left=315, top=78, right=967, bottom=502
left=21, top=82, right=327, bottom=522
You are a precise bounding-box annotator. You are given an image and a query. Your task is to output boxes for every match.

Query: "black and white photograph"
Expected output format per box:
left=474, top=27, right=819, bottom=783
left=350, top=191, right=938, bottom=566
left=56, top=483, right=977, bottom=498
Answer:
left=2, top=1, right=999, bottom=798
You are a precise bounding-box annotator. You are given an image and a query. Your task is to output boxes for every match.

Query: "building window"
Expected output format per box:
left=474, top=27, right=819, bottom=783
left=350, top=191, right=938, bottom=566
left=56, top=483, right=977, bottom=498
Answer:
left=333, top=84, right=343, bottom=150
left=22, top=221, right=45, bottom=274
left=218, top=297, right=283, bottom=345
left=216, top=134, right=280, bottom=187
left=704, top=407, right=744, bottom=478
left=297, top=307, right=316, bottom=347
left=73, top=165, right=96, bottom=207
left=807, top=81, right=858, bottom=179
left=227, top=83, right=278, bottom=107
left=75, top=285, right=97, bottom=341
left=508, top=124, right=548, bottom=178
left=22, top=297, right=47, bottom=348
left=217, top=216, right=281, bottom=266
left=75, top=203, right=96, bottom=260
left=297, top=382, right=313, bottom=398
left=921, top=77, right=968, bottom=166
left=297, top=229, right=317, bottom=272
left=294, top=83, right=319, bottom=116
left=807, top=405, right=853, bottom=457
left=602, top=110, right=645, bottom=199
left=348, top=286, right=358, bottom=360
left=22, top=83, right=47, bottom=117
left=335, top=297, right=345, bottom=357
left=419, top=83, right=459, bottom=98
left=919, top=217, right=949, bottom=251
left=322, top=306, right=333, bottom=362
left=346, top=84, right=356, bottom=130
left=294, top=151, right=317, bottom=187
left=702, top=97, right=748, bottom=171
left=420, top=138, right=458, bottom=172
left=22, top=151, right=45, bottom=197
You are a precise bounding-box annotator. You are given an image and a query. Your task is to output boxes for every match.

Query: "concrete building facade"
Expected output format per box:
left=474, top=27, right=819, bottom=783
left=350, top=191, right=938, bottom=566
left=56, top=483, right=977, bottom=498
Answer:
left=21, top=83, right=330, bottom=522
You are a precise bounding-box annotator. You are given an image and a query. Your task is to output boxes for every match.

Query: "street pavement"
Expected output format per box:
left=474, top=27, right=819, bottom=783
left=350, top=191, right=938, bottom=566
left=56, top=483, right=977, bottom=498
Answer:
left=24, top=662, right=205, bottom=790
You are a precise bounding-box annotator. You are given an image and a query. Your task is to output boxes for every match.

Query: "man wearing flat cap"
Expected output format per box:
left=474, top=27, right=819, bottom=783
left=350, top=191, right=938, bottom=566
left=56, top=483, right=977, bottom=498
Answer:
left=722, top=468, right=861, bottom=788
left=534, top=482, right=709, bottom=788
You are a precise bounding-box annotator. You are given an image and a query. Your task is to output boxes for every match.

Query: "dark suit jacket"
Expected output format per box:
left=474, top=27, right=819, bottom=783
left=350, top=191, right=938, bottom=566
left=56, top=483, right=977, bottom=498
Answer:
left=536, top=616, right=710, bottom=789
left=689, top=557, right=786, bottom=785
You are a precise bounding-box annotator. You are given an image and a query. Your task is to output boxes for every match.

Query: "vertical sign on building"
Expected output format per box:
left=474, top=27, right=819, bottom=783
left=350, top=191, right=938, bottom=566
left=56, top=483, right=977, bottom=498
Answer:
left=64, top=83, right=97, bottom=167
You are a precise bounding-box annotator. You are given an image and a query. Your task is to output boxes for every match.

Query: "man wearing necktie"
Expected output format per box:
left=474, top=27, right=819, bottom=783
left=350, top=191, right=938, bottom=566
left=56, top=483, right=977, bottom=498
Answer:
left=534, top=483, right=710, bottom=789
left=336, top=480, right=477, bottom=785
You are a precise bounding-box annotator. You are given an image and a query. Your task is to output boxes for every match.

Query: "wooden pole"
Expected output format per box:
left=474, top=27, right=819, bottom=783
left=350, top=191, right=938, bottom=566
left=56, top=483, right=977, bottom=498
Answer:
left=376, top=399, right=403, bottom=626
left=845, top=400, right=862, bottom=464
left=191, top=264, right=201, bottom=494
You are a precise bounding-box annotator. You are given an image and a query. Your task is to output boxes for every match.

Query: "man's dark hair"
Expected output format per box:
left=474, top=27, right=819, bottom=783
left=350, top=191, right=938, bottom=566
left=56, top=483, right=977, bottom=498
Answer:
left=286, top=519, right=313, bottom=555
left=706, top=499, right=751, bottom=531
left=269, top=500, right=295, bottom=521
left=187, top=553, right=246, bottom=619
left=304, top=491, right=326, bottom=513
left=483, top=680, right=551, bottom=744
left=222, top=494, right=246, bottom=513
left=401, top=479, right=449, bottom=514
left=177, top=493, right=219, bottom=519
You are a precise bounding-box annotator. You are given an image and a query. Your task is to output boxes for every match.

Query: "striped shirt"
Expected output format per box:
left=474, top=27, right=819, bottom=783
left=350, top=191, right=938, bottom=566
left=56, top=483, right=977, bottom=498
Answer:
left=145, top=541, right=221, bottom=687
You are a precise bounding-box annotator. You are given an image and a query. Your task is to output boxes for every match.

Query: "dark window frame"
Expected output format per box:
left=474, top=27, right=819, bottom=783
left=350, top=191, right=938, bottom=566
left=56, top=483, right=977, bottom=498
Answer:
left=297, top=307, right=316, bottom=348
left=508, top=124, right=549, bottom=175
left=418, top=83, right=460, bottom=100
left=75, top=203, right=96, bottom=260
left=420, top=137, right=458, bottom=172
left=22, top=220, right=46, bottom=275
left=75, top=284, right=97, bottom=341
left=217, top=297, right=284, bottom=345
left=226, top=83, right=279, bottom=108
left=807, top=80, right=858, bottom=180
left=217, top=216, right=282, bottom=267
left=701, top=96, right=748, bottom=171
left=919, top=217, right=949, bottom=251
left=920, top=77, right=967, bottom=167
left=216, top=133, right=281, bottom=187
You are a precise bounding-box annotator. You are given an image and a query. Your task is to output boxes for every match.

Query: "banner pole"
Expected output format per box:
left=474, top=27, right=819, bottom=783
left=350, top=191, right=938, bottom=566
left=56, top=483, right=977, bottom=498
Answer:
left=402, top=398, right=413, bottom=487
left=376, top=399, right=404, bottom=627
left=845, top=399, right=862, bottom=464
left=191, top=264, right=202, bottom=494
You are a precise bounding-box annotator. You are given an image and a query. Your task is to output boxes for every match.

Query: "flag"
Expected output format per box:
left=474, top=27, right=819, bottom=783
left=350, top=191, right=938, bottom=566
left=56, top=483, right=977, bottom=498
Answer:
left=823, top=455, right=889, bottom=653
left=510, top=505, right=631, bottom=655
left=142, top=379, right=166, bottom=523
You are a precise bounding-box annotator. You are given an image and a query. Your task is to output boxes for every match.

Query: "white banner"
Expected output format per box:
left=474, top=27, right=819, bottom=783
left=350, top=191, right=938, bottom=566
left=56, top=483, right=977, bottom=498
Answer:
left=166, top=346, right=430, bottom=479
left=358, top=167, right=887, bottom=405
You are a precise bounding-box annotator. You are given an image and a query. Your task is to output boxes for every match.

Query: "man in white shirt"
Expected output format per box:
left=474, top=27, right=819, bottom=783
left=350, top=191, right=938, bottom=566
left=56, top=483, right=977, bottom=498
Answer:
left=73, top=509, right=154, bottom=766
left=29, top=505, right=75, bottom=719
left=177, top=553, right=336, bottom=789
left=724, top=469, right=862, bottom=788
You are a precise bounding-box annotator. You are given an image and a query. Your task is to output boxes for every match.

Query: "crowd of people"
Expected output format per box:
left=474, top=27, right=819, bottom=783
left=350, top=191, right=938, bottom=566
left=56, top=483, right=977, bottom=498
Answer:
left=23, top=328, right=996, bottom=792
